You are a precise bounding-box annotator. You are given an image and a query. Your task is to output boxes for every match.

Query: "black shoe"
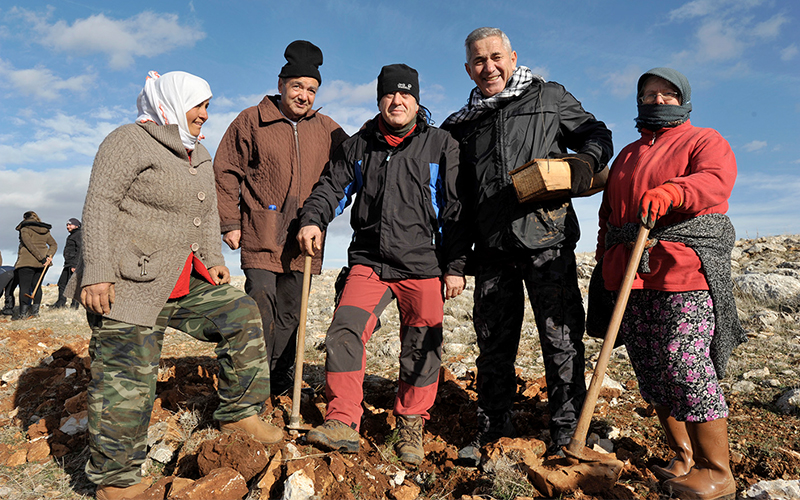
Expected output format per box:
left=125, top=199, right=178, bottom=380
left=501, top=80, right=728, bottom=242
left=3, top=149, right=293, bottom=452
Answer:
left=1, top=308, right=13, bottom=316
left=50, top=298, right=67, bottom=309
left=546, top=442, right=567, bottom=458
left=457, top=408, right=516, bottom=468
left=12, top=305, right=30, bottom=321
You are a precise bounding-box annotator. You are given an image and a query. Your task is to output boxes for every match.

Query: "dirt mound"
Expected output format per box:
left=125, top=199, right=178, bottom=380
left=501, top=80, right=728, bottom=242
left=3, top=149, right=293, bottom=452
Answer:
left=1, top=236, right=799, bottom=498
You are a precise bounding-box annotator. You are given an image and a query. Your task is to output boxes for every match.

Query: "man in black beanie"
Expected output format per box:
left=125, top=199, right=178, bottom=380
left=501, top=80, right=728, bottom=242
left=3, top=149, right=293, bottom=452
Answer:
left=51, top=217, right=82, bottom=309
left=296, top=63, right=470, bottom=466
left=215, top=40, right=348, bottom=396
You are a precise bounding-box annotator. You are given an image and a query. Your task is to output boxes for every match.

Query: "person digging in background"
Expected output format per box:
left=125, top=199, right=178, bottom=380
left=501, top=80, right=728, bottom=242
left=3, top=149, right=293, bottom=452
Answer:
left=441, top=27, right=613, bottom=463
left=297, top=63, right=469, bottom=466
left=594, top=67, right=745, bottom=500
left=51, top=217, right=82, bottom=309
left=12, top=211, right=56, bottom=320
left=66, top=71, right=281, bottom=500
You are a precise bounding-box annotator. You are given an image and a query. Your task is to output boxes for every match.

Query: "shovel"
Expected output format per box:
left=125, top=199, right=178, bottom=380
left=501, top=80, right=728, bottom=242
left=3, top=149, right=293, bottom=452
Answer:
left=566, top=224, right=651, bottom=461
left=287, top=253, right=313, bottom=432
left=24, top=262, right=50, bottom=299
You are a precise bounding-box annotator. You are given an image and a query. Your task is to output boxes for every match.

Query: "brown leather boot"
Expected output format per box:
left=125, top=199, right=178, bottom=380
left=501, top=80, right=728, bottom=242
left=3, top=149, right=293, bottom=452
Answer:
left=95, top=481, right=151, bottom=500
left=651, top=405, right=694, bottom=481
left=220, top=414, right=283, bottom=444
left=663, top=418, right=736, bottom=500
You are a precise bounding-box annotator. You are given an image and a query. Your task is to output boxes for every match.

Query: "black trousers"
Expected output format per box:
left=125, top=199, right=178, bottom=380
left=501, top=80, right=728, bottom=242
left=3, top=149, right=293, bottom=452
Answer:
left=16, top=266, right=48, bottom=306
left=472, top=245, right=587, bottom=446
left=57, top=266, right=73, bottom=298
left=243, top=268, right=304, bottom=393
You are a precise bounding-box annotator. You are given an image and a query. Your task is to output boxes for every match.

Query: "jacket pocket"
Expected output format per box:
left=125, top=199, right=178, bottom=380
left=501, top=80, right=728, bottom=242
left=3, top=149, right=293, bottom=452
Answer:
left=118, top=243, right=161, bottom=282
left=241, top=209, right=289, bottom=252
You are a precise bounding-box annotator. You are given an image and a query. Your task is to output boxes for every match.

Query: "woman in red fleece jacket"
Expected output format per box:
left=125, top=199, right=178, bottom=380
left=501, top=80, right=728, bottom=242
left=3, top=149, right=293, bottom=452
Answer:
left=596, top=68, right=738, bottom=500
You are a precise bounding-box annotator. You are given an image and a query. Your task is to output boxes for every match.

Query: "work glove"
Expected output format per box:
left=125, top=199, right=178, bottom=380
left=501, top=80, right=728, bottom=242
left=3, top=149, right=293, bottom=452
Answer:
left=553, top=153, right=597, bottom=194
left=638, top=183, right=683, bottom=229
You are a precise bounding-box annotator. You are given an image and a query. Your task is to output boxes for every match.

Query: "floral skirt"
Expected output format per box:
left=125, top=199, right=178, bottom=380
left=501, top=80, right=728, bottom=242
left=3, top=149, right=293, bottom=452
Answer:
left=621, top=289, right=728, bottom=422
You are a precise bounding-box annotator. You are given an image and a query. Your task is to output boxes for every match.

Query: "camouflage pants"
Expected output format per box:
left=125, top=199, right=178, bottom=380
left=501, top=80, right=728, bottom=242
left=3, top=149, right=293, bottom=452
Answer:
left=85, top=277, right=270, bottom=487
left=473, top=245, right=587, bottom=447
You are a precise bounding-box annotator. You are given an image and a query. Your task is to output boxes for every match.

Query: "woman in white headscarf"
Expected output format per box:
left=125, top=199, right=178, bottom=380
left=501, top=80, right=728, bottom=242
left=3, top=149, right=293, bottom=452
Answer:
left=67, top=71, right=282, bottom=500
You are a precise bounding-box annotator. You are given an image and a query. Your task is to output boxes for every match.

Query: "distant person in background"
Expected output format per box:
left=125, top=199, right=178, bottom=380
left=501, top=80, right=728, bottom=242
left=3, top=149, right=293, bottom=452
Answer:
left=214, top=40, right=348, bottom=396
left=51, top=217, right=82, bottom=309
left=0, top=251, right=14, bottom=316
left=13, top=211, right=56, bottom=320
left=595, top=67, right=743, bottom=500
left=65, top=70, right=280, bottom=500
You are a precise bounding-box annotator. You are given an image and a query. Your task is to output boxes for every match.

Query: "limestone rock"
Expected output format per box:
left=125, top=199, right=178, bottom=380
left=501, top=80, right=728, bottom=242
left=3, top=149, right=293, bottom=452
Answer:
left=743, top=479, right=800, bottom=499
left=282, top=470, right=315, bottom=500
left=777, top=389, right=800, bottom=415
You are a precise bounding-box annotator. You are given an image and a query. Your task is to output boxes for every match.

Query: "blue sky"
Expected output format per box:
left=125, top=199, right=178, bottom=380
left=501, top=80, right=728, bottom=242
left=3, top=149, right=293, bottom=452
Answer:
left=1, top=0, right=798, bottom=281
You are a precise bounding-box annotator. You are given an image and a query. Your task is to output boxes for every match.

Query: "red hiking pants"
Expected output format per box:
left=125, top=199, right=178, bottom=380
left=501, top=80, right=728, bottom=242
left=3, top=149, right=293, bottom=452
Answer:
left=323, top=265, right=444, bottom=429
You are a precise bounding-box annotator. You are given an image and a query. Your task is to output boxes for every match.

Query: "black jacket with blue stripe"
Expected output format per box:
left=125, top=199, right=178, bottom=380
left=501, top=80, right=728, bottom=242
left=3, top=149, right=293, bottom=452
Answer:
left=299, top=115, right=468, bottom=279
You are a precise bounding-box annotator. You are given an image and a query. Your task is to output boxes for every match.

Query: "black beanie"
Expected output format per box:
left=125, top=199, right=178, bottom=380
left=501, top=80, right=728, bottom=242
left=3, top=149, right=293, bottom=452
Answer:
left=278, top=40, right=323, bottom=84
left=377, top=64, right=419, bottom=103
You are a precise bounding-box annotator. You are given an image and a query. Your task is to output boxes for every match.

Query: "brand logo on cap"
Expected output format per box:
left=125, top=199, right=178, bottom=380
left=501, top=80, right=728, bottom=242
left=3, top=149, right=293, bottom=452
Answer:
left=397, top=83, right=412, bottom=91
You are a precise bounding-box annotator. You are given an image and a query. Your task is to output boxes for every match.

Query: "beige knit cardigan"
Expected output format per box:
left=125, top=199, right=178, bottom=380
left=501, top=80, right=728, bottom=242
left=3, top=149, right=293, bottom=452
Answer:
left=67, top=122, right=225, bottom=326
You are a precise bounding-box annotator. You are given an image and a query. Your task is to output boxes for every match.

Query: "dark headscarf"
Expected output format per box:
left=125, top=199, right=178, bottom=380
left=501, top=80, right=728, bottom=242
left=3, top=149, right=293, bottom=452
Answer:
left=635, top=67, right=692, bottom=131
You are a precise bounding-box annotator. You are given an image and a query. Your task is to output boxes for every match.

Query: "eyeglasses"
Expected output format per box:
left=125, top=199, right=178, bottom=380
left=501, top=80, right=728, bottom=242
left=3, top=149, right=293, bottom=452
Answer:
left=639, top=92, right=680, bottom=104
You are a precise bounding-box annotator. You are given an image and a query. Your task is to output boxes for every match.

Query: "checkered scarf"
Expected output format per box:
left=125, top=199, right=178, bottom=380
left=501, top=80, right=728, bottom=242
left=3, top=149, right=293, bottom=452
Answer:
left=443, top=66, right=544, bottom=126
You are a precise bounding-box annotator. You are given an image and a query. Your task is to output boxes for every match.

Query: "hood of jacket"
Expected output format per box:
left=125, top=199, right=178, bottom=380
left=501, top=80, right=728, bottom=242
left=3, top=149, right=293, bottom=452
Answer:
left=16, top=220, right=52, bottom=233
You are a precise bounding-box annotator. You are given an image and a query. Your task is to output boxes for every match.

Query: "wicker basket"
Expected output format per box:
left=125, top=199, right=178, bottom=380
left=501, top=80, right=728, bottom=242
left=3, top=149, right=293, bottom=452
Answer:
left=509, top=158, right=572, bottom=202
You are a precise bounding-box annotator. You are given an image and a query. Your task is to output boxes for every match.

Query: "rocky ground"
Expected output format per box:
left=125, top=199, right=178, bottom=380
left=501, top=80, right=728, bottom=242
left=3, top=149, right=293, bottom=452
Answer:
left=1, top=234, right=800, bottom=499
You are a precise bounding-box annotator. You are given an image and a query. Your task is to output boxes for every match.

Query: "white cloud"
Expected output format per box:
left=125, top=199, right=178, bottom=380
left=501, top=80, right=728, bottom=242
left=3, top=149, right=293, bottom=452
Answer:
left=603, top=65, right=642, bottom=99
left=781, top=44, right=798, bottom=61
left=21, top=9, right=205, bottom=70
left=0, top=59, right=95, bottom=100
left=694, top=19, right=746, bottom=62
left=318, top=79, right=376, bottom=106
left=752, top=14, right=789, bottom=39
left=742, top=140, right=767, bottom=152
left=0, top=113, right=123, bottom=166
left=667, top=1, right=787, bottom=66
left=669, top=0, right=765, bottom=21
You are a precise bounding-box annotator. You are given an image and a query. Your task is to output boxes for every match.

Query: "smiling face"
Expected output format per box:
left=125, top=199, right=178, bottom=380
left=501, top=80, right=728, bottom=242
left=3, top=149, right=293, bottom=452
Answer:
left=379, top=91, right=419, bottom=129
left=465, top=35, right=517, bottom=97
left=278, top=76, right=319, bottom=120
left=185, top=99, right=210, bottom=136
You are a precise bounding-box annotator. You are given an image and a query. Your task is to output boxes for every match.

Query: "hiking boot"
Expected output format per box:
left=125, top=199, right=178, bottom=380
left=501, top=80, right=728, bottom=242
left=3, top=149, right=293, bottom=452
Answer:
left=95, top=480, right=151, bottom=500
left=50, top=297, right=67, bottom=309
left=220, top=414, right=283, bottom=444
left=306, top=419, right=360, bottom=453
left=395, top=414, right=424, bottom=465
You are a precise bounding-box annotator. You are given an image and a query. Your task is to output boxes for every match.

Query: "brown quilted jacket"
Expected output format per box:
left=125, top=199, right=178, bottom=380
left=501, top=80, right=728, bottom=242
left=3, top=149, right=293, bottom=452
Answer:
left=214, top=95, right=348, bottom=273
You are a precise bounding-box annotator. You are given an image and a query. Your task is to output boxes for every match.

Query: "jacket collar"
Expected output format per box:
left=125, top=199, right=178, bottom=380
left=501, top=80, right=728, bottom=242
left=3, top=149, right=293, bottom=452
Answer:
left=640, top=119, right=693, bottom=141
left=137, top=121, right=190, bottom=160
left=258, top=94, right=320, bottom=125
left=367, top=114, right=427, bottom=145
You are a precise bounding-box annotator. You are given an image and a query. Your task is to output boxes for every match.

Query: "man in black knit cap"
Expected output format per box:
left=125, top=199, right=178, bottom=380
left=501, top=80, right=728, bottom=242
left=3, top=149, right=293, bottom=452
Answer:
left=215, top=41, right=348, bottom=396
left=297, top=64, right=470, bottom=466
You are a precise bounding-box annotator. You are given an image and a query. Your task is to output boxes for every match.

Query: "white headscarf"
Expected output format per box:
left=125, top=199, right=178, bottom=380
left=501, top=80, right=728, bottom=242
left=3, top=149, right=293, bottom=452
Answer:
left=136, top=71, right=213, bottom=151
